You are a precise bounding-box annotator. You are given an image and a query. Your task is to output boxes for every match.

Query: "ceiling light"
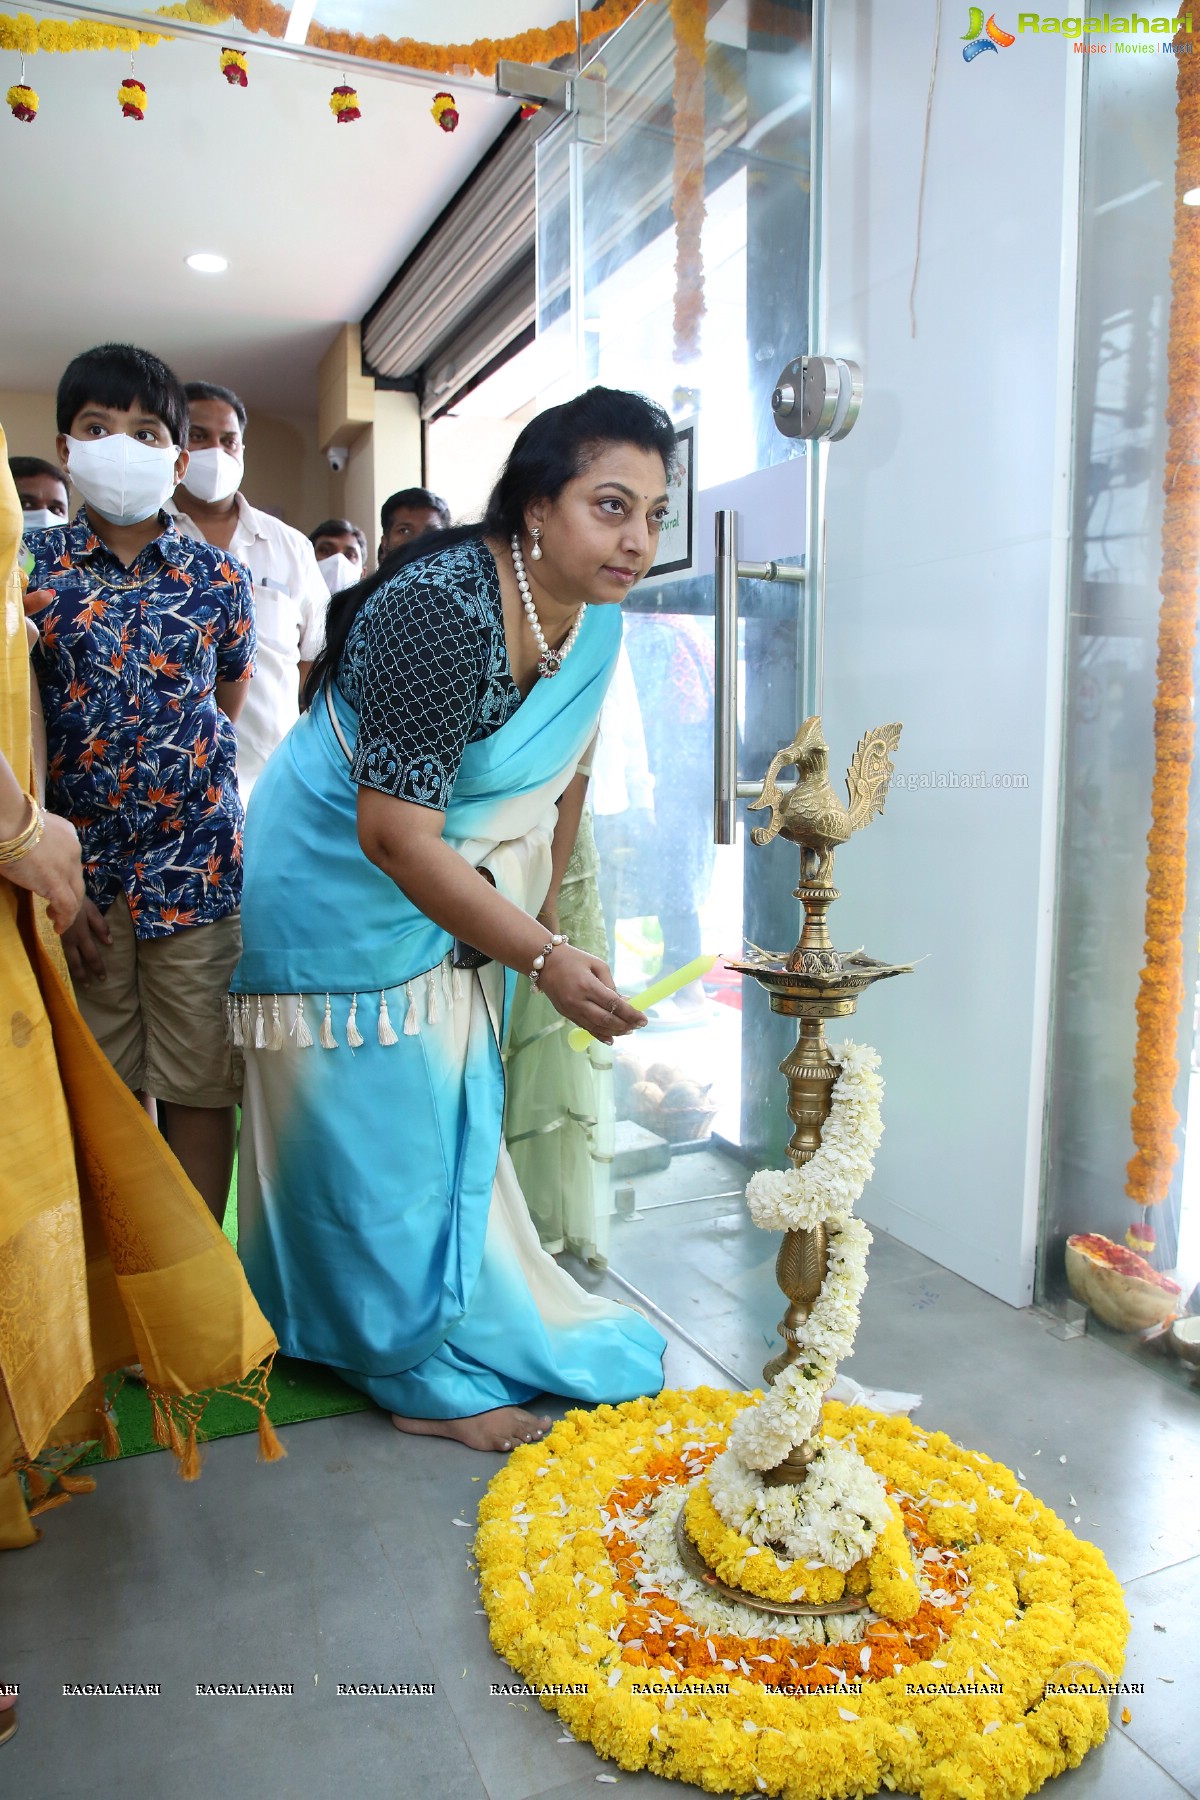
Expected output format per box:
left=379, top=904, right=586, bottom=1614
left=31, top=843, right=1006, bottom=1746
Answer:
left=185, top=252, right=229, bottom=274
left=1183, top=188, right=1200, bottom=206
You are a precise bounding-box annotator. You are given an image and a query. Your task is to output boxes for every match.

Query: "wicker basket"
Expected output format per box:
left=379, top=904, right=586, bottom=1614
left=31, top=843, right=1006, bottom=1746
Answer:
left=655, top=1101, right=719, bottom=1144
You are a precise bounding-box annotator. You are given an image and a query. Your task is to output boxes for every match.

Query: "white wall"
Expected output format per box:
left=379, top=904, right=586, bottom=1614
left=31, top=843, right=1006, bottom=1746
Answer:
left=820, top=6, right=1083, bottom=1305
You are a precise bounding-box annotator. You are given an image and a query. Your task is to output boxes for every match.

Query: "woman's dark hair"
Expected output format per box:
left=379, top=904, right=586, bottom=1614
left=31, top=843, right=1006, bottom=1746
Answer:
left=304, top=385, right=676, bottom=708
left=56, top=343, right=189, bottom=447
left=310, top=517, right=368, bottom=564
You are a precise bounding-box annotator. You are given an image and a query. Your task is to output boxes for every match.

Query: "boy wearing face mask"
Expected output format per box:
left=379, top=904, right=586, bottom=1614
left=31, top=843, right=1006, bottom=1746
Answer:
left=24, top=342, right=255, bottom=1224
left=170, top=382, right=329, bottom=799
left=308, top=517, right=367, bottom=596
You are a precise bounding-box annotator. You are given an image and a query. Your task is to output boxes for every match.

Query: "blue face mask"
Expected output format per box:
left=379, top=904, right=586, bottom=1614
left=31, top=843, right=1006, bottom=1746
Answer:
left=20, top=508, right=67, bottom=532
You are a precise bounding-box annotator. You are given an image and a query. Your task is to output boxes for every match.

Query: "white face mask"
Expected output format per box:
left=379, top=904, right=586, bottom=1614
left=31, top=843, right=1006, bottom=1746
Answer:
left=20, top=508, right=68, bottom=532
left=66, top=434, right=179, bottom=527
left=182, top=445, right=244, bottom=505
left=317, top=551, right=360, bottom=595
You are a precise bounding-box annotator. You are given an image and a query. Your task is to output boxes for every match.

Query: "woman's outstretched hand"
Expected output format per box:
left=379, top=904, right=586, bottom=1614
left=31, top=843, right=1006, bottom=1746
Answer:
left=537, top=944, right=646, bottom=1043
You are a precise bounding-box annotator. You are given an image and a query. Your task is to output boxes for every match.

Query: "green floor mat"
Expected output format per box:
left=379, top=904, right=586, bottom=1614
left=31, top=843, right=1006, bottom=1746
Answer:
left=79, top=1149, right=369, bottom=1467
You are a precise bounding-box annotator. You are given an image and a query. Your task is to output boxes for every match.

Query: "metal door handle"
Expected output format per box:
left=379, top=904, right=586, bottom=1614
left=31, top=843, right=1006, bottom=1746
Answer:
left=713, top=508, right=805, bottom=845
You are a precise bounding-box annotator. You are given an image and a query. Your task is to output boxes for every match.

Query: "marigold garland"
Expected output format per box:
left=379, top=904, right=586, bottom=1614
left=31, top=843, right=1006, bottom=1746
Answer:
left=163, top=0, right=644, bottom=75
left=476, top=1390, right=1130, bottom=1799
left=6, top=77, right=36, bottom=118
left=219, top=44, right=247, bottom=84
left=0, top=1, right=643, bottom=71
left=0, top=13, right=163, bottom=52
left=670, top=0, right=707, bottom=363
left=329, top=81, right=359, bottom=122
left=1126, top=24, right=1200, bottom=1212
left=430, top=89, right=458, bottom=132
left=118, top=75, right=146, bottom=119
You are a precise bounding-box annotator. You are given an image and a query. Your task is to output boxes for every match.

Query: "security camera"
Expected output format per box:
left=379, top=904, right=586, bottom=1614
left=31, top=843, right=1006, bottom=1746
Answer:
left=326, top=445, right=350, bottom=473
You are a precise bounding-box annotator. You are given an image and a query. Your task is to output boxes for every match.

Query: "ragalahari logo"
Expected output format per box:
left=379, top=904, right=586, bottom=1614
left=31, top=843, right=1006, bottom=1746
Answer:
left=962, top=7, right=1017, bottom=55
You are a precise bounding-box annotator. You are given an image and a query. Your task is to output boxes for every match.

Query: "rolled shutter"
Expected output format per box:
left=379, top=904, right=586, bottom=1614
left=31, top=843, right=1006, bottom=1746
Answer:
left=362, top=117, right=536, bottom=413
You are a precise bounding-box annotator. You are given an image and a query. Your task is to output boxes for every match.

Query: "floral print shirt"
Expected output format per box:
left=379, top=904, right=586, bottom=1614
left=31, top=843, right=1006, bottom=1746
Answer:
left=28, top=509, right=255, bottom=939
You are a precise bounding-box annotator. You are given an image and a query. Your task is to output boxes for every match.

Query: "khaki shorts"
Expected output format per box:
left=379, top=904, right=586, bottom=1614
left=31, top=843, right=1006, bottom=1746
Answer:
left=76, top=896, right=243, bottom=1108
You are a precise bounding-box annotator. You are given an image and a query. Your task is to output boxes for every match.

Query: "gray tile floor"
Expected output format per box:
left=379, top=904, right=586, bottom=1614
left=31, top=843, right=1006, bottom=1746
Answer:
left=2, top=1194, right=1197, bottom=1800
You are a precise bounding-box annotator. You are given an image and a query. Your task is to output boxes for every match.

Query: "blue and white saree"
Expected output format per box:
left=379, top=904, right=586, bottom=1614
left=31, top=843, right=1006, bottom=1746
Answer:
left=230, top=600, right=665, bottom=1419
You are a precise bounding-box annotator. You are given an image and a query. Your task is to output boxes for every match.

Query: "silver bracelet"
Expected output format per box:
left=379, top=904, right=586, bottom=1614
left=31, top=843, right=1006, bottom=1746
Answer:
left=529, top=933, right=569, bottom=988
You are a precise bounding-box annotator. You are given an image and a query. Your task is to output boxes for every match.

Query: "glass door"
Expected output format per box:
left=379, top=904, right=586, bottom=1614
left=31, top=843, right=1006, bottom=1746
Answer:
left=527, top=0, right=819, bottom=1329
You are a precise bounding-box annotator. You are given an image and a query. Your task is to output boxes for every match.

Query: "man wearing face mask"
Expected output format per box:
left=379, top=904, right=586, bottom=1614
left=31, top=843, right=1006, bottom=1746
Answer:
left=23, top=343, right=256, bottom=1224
left=309, top=517, right=367, bottom=595
left=170, top=382, right=329, bottom=799
left=9, top=456, right=70, bottom=533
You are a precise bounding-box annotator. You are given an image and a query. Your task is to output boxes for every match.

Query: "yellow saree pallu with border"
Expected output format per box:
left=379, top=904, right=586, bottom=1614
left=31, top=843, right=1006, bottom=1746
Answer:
left=0, top=426, right=279, bottom=1550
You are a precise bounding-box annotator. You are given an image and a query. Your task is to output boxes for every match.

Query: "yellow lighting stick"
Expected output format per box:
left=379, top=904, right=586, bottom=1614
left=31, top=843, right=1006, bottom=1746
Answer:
left=567, top=953, right=720, bottom=1052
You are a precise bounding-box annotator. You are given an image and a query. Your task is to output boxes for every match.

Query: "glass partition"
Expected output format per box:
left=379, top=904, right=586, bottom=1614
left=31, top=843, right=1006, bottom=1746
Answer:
left=1041, top=49, right=1200, bottom=1352
left=512, top=0, right=815, bottom=1312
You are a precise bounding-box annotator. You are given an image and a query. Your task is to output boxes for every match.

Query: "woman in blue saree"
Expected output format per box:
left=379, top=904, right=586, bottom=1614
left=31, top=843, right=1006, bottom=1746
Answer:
left=232, top=388, right=671, bottom=1451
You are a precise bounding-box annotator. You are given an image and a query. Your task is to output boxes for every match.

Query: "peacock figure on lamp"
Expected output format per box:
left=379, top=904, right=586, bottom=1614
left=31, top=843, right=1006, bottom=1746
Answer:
left=675, top=718, right=916, bottom=1618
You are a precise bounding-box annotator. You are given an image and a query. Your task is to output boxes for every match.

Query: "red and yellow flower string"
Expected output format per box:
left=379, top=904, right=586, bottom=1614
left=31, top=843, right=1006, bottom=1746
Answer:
left=1125, top=24, right=1200, bottom=1223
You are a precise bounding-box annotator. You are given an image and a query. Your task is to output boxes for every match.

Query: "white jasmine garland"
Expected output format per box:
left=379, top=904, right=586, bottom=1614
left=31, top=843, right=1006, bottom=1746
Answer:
left=727, top=1211, right=872, bottom=1470
left=629, top=1481, right=873, bottom=1647
left=729, top=1043, right=883, bottom=1476
left=706, top=1439, right=890, bottom=1571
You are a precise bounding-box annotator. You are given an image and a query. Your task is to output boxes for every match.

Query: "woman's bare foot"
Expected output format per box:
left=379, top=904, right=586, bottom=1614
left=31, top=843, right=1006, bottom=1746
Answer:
left=390, top=1406, right=552, bottom=1452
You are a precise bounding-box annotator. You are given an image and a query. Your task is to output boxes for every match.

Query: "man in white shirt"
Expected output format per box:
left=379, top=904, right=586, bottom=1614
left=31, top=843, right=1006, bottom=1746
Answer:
left=171, top=381, right=328, bottom=799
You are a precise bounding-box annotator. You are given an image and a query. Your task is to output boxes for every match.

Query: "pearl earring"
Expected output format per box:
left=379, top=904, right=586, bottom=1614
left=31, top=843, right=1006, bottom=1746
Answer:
left=530, top=528, right=543, bottom=562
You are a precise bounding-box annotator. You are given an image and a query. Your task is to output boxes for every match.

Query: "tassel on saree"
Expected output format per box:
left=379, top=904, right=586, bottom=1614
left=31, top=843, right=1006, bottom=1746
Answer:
left=291, top=996, right=314, bottom=1048
left=346, top=994, right=364, bottom=1048
left=229, top=995, right=244, bottom=1048
left=452, top=965, right=466, bottom=1001
left=254, top=997, right=267, bottom=1050
left=269, top=994, right=285, bottom=1051
left=440, top=959, right=453, bottom=1005
left=319, top=994, right=338, bottom=1049
left=257, top=1409, right=287, bottom=1463
left=377, top=991, right=399, bottom=1046
left=99, top=1404, right=121, bottom=1460
left=240, top=995, right=252, bottom=1046
left=403, top=981, right=419, bottom=1036
left=426, top=969, right=440, bottom=1026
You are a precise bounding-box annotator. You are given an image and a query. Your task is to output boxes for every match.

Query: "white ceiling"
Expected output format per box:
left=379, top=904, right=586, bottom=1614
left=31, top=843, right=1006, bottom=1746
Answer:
left=0, top=2, right=574, bottom=414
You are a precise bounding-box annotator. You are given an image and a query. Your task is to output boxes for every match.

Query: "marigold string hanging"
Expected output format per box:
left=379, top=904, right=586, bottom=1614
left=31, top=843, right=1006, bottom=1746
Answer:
left=669, top=0, right=707, bottom=364
left=6, top=52, right=35, bottom=118
left=0, top=1, right=644, bottom=71
left=1125, top=21, right=1200, bottom=1238
left=219, top=43, right=247, bottom=84
left=119, top=49, right=145, bottom=118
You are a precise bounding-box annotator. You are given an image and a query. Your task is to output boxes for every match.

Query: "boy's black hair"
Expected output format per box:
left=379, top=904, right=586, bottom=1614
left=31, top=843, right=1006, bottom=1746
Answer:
left=310, top=517, right=368, bottom=563
left=56, top=343, right=189, bottom=447
left=8, top=455, right=68, bottom=495
left=380, top=486, right=451, bottom=533
left=184, top=381, right=248, bottom=435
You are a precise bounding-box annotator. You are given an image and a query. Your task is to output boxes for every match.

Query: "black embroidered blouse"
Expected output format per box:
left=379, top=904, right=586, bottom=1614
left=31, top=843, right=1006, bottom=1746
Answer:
left=337, top=536, right=521, bottom=809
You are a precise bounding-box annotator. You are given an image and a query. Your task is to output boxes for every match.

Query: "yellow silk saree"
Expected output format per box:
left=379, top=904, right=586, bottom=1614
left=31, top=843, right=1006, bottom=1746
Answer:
left=0, top=427, right=278, bottom=1550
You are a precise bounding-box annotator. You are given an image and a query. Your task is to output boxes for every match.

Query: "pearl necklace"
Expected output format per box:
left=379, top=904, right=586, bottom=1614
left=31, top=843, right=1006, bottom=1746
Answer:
left=510, top=534, right=586, bottom=678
